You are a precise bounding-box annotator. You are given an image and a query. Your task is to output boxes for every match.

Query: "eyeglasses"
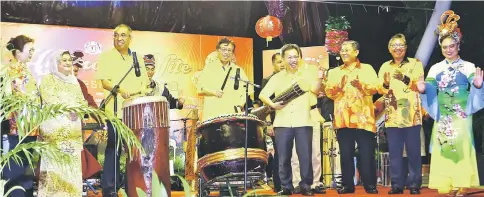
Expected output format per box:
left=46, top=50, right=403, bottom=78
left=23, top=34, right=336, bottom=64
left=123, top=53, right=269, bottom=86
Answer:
left=339, top=49, right=353, bottom=53
left=390, top=44, right=406, bottom=49
left=218, top=48, right=233, bottom=53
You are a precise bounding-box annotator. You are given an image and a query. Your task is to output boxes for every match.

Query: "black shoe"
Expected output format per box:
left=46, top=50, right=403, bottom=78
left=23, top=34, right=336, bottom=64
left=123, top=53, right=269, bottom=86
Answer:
left=273, top=187, right=281, bottom=193
left=301, top=188, right=315, bottom=196
left=293, top=186, right=301, bottom=194
left=337, top=187, right=355, bottom=194
left=409, top=188, right=421, bottom=195
left=312, top=186, right=326, bottom=194
left=388, top=188, right=404, bottom=194
left=277, top=188, right=293, bottom=195
left=364, top=185, right=378, bottom=194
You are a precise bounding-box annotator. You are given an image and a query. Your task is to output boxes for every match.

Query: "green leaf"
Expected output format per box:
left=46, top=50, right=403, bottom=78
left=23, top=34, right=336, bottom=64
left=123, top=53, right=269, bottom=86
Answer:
left=119, top=188, right=129, bottom=197
left=175, top=174, right=192, bottom=197
left=242, top=189, right=267, bottom=197
left=136, top=188, right=149, bottom=197
left=4, top=185, right=25, bottom=197
left=152, top=172, right=162, bottom=197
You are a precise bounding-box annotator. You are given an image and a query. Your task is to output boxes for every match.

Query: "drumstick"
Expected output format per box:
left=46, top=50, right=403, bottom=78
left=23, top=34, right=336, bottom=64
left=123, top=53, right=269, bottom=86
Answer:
left=130, top=91, right=142, bottom=96
left=221, top=67, right=233, bottom=91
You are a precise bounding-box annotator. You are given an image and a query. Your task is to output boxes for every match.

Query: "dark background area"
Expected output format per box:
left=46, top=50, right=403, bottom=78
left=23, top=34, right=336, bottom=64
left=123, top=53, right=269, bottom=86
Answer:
left=2, top=1, right=484, bottom=155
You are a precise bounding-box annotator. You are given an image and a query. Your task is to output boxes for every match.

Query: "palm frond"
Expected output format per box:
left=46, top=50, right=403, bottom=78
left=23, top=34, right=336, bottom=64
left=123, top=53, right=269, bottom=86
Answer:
left=0, top=72, right=143, bottom=183
left=0, top=73, right=144, bottom=160
left=0, top=141, right=71, bottom=172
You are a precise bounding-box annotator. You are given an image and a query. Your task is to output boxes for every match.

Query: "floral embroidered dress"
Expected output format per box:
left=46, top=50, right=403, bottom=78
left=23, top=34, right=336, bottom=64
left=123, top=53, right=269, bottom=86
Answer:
left=6, top=62, right=40, bottom=136
left=38, top=74, right=87, bottom=197
left=421, top=59, right=484, bottom=191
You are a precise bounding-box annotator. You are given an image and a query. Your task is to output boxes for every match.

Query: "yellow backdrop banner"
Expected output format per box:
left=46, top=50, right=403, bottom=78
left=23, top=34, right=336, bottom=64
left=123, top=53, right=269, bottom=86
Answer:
left=1, top=22, right=253, bottom=146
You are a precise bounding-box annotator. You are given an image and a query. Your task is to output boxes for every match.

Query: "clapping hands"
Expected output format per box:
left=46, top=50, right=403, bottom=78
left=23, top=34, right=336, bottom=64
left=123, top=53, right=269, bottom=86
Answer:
left=473, top=67, right=483, bottom=89
left=350, top=76, right=363, bottom=90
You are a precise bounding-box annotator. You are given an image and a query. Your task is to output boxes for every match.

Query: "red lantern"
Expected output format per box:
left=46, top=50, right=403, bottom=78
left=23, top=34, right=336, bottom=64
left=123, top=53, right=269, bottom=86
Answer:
left=256, top=15, right=283, bottom=46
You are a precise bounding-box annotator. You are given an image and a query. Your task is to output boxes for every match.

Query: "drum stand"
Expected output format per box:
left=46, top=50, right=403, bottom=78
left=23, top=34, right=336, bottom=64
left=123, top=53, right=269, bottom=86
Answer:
left=99, top=61, right=136, bottom=197
left=238, top=78, right=260, bottom=195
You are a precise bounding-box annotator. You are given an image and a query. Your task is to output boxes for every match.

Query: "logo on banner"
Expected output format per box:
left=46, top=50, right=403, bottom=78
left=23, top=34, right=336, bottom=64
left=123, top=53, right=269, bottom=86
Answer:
left=84, top=41, right=102, bottom=55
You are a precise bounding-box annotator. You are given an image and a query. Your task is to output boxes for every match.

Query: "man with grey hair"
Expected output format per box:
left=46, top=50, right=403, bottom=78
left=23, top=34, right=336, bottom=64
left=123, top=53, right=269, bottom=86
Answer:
left=324, top=40, right=379, bottom=194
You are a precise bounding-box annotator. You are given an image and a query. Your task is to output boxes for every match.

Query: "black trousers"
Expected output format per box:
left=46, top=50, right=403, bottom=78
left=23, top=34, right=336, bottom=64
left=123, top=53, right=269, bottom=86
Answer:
left=265, top=136, right=281, bottom=190
left=386, top=126, right=422, bottom=189
left=101, top=121, right=123, bottom=197
left=275, top=126, right=313, bottom=190
left=337, top=128, right=377, bottom=189
left=2, top=135, right=36, bottom=197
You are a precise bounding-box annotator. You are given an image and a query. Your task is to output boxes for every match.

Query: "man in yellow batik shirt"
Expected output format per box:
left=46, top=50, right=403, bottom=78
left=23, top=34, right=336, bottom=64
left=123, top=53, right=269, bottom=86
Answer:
left=95, top=24, right=150, bottom=197
left=378, top=34, right=424, bottom=195
left=325, top=40, right=379, bottom=194
left=197, top=38, right=252, bottom=121
left=260, top=44, right=323, bottom=196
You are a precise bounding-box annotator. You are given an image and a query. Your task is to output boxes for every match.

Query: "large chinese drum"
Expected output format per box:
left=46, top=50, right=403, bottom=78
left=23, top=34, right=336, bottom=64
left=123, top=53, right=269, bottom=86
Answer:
left=196, top=113, right=268, bottom=186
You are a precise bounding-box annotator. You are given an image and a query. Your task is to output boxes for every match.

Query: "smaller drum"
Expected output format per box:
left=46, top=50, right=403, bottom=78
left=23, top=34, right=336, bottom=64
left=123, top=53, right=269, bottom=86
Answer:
left=196, top=113, right=268, bottom=186
left=322, top=122, right=342, bottom=188
left=122, top=96, right=170, bottom=197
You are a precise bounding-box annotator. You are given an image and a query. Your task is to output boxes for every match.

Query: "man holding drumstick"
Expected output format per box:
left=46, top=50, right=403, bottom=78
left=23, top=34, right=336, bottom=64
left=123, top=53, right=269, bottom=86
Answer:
left=96, top=24, right=150, bottom=197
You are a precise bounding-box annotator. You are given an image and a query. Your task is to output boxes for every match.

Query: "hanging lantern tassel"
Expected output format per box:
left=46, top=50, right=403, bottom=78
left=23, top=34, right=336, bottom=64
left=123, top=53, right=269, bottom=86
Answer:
left=266, top=36, right=273, bottom=47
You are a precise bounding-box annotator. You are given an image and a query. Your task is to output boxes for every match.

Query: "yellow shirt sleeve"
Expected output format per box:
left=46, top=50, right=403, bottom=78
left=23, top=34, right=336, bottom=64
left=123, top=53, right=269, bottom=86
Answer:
left=96, top=52, right=112, bottom=81
left=377, top=62, right=390, bottom=95
left=196, top=64, right=214, bottom=94
left=360, top=64, right=379, bottom=96
left=259, top=73, right=277, bottom=100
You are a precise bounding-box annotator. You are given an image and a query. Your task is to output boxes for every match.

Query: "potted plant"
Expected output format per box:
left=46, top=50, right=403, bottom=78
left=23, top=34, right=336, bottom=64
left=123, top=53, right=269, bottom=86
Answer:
left=325, top=16, right=351, bottom=56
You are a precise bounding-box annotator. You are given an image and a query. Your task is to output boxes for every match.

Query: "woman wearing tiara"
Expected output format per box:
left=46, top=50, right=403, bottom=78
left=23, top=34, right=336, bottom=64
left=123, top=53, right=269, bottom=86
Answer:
left=417, top=10, right=484, bottom=196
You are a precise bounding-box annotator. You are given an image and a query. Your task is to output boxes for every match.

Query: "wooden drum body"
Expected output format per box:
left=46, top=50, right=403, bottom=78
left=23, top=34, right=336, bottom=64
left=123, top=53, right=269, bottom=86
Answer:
left=122, top=96, right=170, bottom=197
left=197, top=114, right=268, bottom=186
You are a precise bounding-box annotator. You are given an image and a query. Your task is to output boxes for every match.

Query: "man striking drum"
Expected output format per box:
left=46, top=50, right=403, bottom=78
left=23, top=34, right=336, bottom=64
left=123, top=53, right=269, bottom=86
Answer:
left=259, top=44, right=324, bottom=196
left=96, top=24, right=150, bottom=197
left=196, top=38, right=252, bottom=121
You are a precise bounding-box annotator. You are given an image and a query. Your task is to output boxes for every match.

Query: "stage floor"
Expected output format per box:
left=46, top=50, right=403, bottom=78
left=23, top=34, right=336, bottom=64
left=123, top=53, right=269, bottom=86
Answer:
left=86, top=186, right=484, bottom=197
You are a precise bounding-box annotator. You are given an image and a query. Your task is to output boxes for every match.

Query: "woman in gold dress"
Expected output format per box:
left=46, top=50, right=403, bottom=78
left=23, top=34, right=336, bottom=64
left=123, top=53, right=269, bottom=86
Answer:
left=37, top=50, right=86, bottom=197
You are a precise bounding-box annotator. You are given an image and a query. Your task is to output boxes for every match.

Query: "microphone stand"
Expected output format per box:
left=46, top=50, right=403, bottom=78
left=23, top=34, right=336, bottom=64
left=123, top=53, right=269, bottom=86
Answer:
left=99, top=63, right=136, bottom=197
left=235, top=77, right=260, bottom=194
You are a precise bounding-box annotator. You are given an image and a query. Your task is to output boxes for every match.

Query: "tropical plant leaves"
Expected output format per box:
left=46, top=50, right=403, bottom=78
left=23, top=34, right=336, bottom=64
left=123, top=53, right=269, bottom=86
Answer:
left=0, top=71, right=144, bottom=196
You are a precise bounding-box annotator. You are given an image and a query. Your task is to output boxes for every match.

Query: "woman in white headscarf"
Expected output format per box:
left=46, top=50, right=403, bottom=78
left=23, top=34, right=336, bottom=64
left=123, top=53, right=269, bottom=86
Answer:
left=37, top=50, right=86, bottom=197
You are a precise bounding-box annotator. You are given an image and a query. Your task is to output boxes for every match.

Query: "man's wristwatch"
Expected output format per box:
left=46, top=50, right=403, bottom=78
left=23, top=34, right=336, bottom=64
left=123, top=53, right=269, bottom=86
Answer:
left=402, top=75, right=411, bottom=85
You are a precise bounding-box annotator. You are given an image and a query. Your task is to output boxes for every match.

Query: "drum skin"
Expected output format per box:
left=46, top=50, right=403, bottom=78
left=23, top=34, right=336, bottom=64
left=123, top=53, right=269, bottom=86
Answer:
left=122, top=96, right=170, bottom=197
left=197, top=114, right=268, bottom=183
